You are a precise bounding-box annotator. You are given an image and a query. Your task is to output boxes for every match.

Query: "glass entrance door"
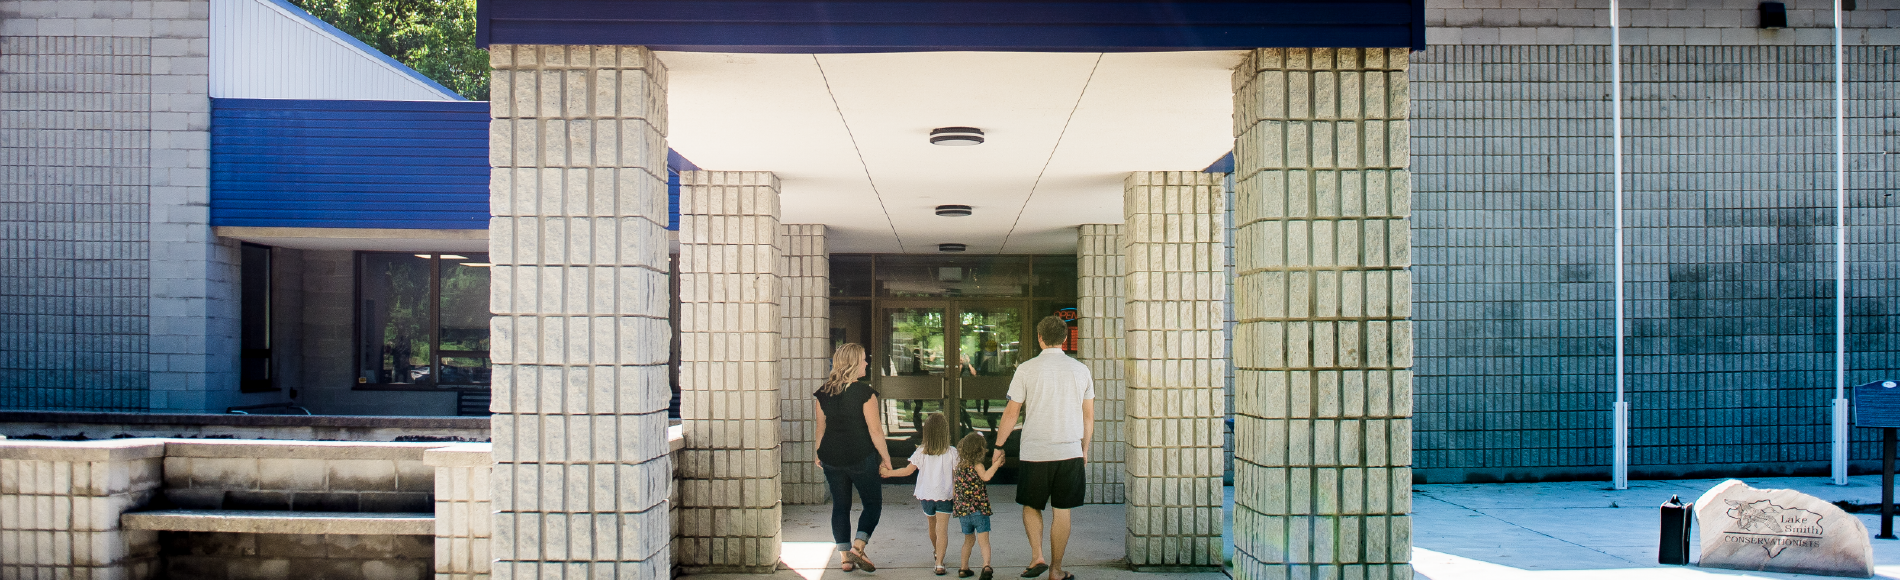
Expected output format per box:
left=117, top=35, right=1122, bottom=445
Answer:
left=877, top=301, right=1026, bottom=466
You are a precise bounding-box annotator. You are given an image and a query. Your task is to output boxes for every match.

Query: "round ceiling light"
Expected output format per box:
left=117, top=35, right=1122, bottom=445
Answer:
left=935, top=205, right=973, bottom=217
left=938, top=243, right=967, bottom=252
left=929, top=127, right=984, bottom=146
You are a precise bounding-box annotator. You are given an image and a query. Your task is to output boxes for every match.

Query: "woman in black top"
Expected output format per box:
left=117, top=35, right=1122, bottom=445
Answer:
left=814, top=342, right=892, bottom=572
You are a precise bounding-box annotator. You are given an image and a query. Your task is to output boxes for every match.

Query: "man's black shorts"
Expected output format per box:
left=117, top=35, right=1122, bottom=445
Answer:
left=1016, top=457, right=1085, bottom=510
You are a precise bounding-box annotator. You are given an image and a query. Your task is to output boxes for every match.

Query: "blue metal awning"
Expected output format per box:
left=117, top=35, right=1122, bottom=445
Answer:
left=476, top=0, right=1426, bottom=52
left=211, top=98, right=693, bottom=231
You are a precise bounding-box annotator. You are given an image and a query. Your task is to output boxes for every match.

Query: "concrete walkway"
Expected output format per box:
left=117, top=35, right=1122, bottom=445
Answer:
left=687, top=476, right=1900, bottom=580
left=1413, top=475, right=1900, bottom=579
left=685, top=484, right=1225, bottom=580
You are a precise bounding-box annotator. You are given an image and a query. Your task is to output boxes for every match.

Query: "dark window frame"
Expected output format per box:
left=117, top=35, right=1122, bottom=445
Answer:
left=353, top=251, right=493, bottom=392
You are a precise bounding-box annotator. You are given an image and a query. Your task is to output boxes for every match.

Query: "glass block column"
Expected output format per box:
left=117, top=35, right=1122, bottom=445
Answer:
left=488, top=44, right=675, bottom=578
left=1077, top=224, right=1126, bottom=504
left=677, top=170, right=783, bottom=572
left=1122, top=172, right=1227, bottom=570
left=1230, top=47, right=1415, bottom=580
left=778, top=224, right=829, bottom=505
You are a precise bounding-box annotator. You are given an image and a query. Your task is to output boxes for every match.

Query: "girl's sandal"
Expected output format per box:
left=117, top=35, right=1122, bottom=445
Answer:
left=981, top=566, right=995, bottom=580
left=958, top=569, right=975, bottom=578
left=935, top=566, right=947, bottom=576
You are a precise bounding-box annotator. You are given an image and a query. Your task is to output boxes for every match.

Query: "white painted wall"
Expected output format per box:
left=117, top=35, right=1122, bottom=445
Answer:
left=210, top=0, right=461, bottom=100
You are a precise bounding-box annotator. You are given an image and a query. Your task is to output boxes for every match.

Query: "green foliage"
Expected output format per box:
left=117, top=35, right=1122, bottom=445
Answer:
left=286, top=0, right=489, bottom=100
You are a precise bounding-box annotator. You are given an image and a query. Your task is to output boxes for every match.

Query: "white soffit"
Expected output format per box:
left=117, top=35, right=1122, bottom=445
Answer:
left=659, top=51, right=1242, bottom=254
left=210, top=0, right=461, bottom=100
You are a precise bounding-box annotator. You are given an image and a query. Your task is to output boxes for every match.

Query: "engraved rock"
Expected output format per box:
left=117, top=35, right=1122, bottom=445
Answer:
left=1694, top=479, right=1873, bottom=578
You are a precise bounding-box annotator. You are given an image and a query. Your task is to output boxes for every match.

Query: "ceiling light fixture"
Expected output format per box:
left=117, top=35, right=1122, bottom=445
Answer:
left=938, top=243, right=967, bottom=252
left=935, top=204, right=973, bottom=217
left=929, top=127, right=984, bottom=146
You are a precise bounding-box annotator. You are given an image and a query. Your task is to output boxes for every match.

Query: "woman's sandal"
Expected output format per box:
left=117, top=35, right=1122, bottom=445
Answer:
left=844, top=547, right=877, bottom=572
left=1020, top=562, right=1049, bottom=578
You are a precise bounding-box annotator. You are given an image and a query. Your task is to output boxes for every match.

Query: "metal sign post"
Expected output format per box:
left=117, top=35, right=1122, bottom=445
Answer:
left=1853, top=380, right=1900, bottom=539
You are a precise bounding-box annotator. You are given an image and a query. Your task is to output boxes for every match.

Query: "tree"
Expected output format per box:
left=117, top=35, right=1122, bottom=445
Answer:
left=287, top=0, right=489, bottom=100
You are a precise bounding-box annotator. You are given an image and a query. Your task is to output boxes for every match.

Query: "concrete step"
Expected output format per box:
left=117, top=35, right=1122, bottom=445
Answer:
left=122, top=509, right=433, bottom=535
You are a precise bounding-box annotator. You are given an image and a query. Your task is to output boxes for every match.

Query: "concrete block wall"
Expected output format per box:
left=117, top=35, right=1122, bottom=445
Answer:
left=677, top=170, right=784, bottom=572
left=1121, top=172, right=1226, bottom=569
left=0, top=439, right=165, bottom=579
left=1408, top=44, right=1900, bottom=481
left=427, top=444, right=493, bottom=580
left=0, top=0, right=239, bottom=413
left=1424, top=0, right=1900, bottom=46
left=159, top=532, right=432, bottom=580
left=778, top=224, right=829, bottom=506
left=157, top=440, right=437, bottom=512
left=1077, top=225, right=1127, bottom=505
left=487, top=44, right=676, bottom=578
left=1230, top=47, right=1415, bottom=579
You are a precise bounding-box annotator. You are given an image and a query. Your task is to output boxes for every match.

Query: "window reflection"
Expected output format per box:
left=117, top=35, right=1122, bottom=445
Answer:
left=357, top=252, right=492, bottom=389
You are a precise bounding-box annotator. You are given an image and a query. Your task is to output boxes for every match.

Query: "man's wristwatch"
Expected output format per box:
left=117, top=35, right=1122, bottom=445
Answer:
left=991, top=442, right=1007, bottom=451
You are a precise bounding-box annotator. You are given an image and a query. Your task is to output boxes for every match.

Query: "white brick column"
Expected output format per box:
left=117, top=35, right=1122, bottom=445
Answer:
left=779, top=224, right=829, bottom=505
left=1230, top=47, right=1414, bottom=579
left=1121, top=172, right=1226, bottom=569
left=1077, top=224, right=1126, bottom=505
left=487, top=45, right=674, bottom=578
left=678, top=171, right=783, bottom=572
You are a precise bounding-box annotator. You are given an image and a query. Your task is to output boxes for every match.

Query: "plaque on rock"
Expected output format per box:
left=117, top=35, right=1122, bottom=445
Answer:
left=1694, top=479, right=1874, bottom=578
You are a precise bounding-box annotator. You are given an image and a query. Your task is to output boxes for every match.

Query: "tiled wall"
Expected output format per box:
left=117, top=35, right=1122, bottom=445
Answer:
left=677, top=170, right=783, bottom=572
left=1122, top=172, right=1227, bottom=569
left=1409, top=44, right=1900, bottom=481
left=0, top=440, right=165, bottom=579
left=1423, top=0, right=1900, bottom=45
left=0, top=0, right=237, bottom=412
left=1230, top=47, right=1416, bottom=579
left=778, top=224, right=828, bottom=505
left=1077, top=224, right=1126, bottom=504
left=486, top=44, right=676, bottom=578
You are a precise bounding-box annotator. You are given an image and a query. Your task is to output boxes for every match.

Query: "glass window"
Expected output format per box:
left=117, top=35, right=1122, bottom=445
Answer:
left=357, top=252, right=491, bottom=389
left=239, top=244, right=274, bottom=392
left=875, top=255, right=1031, bottom=297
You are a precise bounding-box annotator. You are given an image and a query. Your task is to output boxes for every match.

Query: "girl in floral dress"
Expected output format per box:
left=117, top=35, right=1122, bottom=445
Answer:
left=952, top=431, right=1004, bottom=579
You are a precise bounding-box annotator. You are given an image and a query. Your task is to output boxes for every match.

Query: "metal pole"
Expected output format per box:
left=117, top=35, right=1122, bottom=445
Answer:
left=1881, top=428, right=1895, bottom=539
left=1833, top=0, right=1850, bottom=486
left=1611, top=0, right=1629, bottom=491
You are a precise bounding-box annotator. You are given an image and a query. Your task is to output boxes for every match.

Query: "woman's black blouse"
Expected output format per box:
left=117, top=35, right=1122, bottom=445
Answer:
left=815, top=381, right=877, bottom=466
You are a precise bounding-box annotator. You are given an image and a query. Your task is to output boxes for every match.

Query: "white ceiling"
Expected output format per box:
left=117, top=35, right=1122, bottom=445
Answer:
left=658, top=50, right=1244, bottom=254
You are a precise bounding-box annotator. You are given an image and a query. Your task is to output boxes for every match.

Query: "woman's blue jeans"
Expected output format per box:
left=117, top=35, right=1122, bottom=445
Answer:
left=821, top=454, right=883, bottom=552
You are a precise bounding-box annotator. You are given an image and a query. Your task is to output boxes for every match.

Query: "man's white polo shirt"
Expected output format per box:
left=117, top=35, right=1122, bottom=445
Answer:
left=1006, top=348, right=1095, bottom=462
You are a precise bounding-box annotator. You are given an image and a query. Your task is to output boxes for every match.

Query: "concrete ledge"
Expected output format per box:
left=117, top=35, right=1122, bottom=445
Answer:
left=165, top=439, right=444, bottom=460
left=122, top=510, right=433, bottom=535
left=0, top=438, right=168, bottom=462
left=0, top=411, right=487, bottom=429
left=423, top=442, right=492, bottom=467
left=668, top=424, right=684, bottom=453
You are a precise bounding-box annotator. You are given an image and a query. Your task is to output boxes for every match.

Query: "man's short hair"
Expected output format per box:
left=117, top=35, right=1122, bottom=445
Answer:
left=1036, top=315, right=1068, bottom=349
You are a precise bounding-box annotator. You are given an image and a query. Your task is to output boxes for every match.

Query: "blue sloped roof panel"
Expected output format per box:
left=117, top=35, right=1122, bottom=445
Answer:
left=477, top=0, right=1427, bottom=52
left=211, top=98, right=493, bottom=230
left=211, top=98, right=695, bottom=231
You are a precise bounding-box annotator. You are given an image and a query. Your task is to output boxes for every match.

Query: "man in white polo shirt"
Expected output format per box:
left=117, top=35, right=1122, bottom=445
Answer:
left=991, top=315, right=1094, bottom=580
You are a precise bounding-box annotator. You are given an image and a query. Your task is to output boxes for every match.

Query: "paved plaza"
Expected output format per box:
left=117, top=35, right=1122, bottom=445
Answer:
left=687, top=477, right=1900, bottom=579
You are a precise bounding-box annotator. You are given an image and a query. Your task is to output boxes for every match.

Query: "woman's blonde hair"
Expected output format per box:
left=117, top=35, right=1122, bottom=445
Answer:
left=920, top=413, right=950, bottom=456
left=957, top=431, right=988, bottom=470
left=820, top=343, right=866, bottom=396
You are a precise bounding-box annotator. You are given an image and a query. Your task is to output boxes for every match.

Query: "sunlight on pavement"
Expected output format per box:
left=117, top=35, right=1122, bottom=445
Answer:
left=782, top=542, right=838, bottom=580
left=1414, top=548, right=1900, bottom=580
